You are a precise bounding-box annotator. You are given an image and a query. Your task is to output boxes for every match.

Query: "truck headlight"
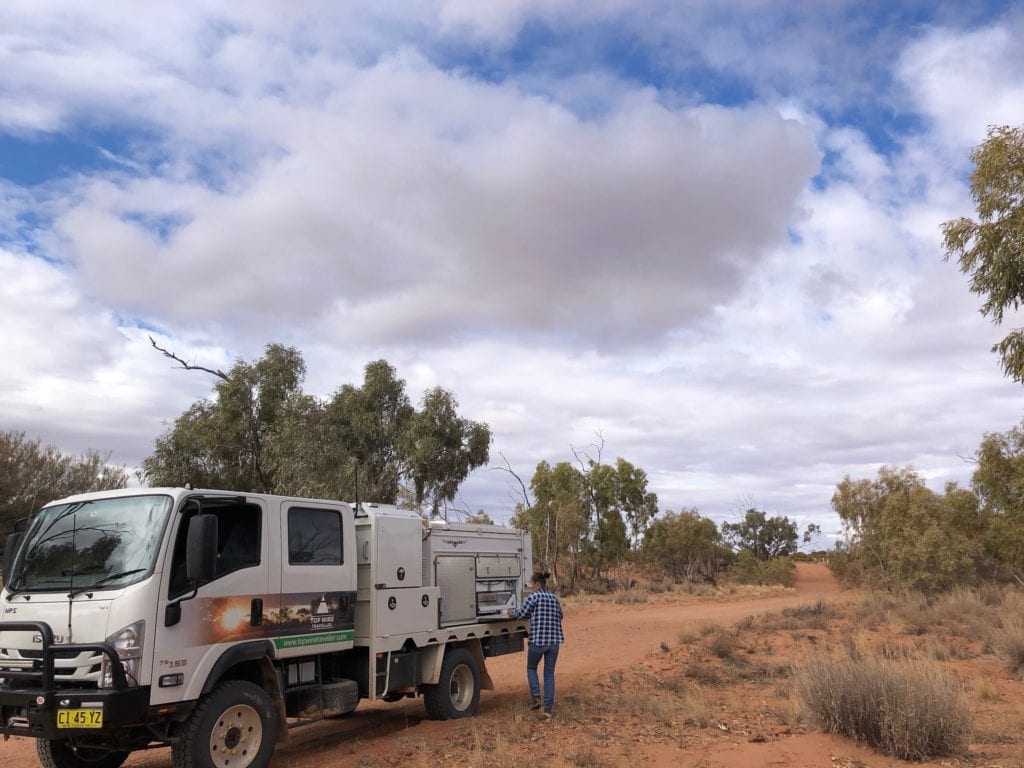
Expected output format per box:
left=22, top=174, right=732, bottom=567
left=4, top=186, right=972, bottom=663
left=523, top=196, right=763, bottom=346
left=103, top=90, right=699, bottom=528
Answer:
left=101, top=621, right=145, bottom=688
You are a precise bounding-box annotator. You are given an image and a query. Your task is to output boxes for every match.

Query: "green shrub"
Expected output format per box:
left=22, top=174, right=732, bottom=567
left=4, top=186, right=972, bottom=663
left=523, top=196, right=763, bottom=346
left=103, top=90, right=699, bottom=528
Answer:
left=795, top=653, right=969, bottom=760
left=730, top=551, right=796, bottom=586
left=826, top=548, right=865, bottom=588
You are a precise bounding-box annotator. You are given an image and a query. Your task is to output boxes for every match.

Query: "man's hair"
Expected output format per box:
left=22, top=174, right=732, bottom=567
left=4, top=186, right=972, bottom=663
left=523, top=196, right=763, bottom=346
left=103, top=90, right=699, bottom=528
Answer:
left=531, top=571, right=551, bottom=587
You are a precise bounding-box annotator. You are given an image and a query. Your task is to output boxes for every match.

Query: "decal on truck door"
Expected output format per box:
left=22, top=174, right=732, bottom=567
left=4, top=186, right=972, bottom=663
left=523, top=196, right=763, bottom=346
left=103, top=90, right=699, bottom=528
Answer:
left=187, top=591, right=356, bottom=645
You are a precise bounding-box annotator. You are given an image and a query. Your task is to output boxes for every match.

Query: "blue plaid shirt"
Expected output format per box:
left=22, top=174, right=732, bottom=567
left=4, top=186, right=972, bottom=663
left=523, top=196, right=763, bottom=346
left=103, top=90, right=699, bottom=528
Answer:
left=513, top=588, right=564, bottom=646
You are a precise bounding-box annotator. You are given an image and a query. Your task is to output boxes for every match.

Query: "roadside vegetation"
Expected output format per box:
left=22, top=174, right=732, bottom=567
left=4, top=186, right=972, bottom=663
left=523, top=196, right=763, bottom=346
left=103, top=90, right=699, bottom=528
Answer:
left=308, top=583, right=1024, bottom=768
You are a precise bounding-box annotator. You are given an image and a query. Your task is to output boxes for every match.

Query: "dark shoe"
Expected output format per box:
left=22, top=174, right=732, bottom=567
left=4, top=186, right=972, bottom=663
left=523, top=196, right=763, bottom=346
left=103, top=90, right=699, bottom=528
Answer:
left=529, top=696, right=542, bottom=710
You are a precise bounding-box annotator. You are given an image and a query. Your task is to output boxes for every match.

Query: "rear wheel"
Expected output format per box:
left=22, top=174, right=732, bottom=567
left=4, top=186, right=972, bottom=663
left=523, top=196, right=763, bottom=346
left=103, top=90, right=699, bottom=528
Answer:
left=36, top=739, right=129, bottom=768
left=423, top=647, right=480, bottom=720
left=171, top=680, right=278, bottom=768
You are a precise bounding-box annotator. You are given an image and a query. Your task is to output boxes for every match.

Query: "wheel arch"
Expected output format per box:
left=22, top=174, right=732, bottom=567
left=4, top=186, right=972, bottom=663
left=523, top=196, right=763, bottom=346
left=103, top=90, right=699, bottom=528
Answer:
left=420, top=640, right=492, bottom=691
left=198, top=641, right=289, bottom=746
left=171, top=680, right=280, bottom=768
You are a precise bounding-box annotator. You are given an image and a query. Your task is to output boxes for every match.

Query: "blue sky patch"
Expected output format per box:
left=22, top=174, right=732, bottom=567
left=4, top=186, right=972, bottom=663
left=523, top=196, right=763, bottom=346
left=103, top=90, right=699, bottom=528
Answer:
left=0, top=126, right=163, bottom=187
left=121, top=211, right=194, bottom=244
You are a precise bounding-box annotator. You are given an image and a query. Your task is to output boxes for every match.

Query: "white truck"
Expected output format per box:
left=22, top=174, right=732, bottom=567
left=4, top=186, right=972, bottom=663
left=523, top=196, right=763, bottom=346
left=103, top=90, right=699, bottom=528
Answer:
left=0, top=487, right=531, bottom=768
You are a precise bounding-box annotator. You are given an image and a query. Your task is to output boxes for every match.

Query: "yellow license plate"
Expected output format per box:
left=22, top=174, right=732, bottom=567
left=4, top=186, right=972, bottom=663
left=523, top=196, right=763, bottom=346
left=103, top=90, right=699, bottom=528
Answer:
left=56, top=709, right=103, bottom=729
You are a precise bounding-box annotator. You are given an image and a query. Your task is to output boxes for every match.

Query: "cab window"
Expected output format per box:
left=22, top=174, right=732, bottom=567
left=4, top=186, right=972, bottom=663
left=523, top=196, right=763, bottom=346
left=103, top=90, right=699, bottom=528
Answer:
left=168, top=500, right=262, bottom=598
left=288, top=507, right=343, bottom=565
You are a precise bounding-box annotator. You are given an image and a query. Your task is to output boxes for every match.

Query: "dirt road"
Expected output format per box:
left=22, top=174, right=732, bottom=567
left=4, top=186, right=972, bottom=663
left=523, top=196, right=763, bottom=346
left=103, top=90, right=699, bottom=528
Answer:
left=0, top=564, right=845, bottom=768
left=541, top=563, right=842, bottom=683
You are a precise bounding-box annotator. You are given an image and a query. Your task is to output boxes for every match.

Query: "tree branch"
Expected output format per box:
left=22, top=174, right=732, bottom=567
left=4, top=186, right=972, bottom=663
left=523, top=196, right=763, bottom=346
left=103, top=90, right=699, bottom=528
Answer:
left=149, top=336, right=229, bottom=381
left=490, top=451, right=532, bottom=510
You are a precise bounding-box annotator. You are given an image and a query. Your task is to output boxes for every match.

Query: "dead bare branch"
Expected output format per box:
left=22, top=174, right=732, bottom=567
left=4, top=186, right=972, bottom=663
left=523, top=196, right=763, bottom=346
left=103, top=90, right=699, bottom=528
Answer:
left=490, top=451, right=532, bottom=510
left=149, top=336, right=229, bottom=381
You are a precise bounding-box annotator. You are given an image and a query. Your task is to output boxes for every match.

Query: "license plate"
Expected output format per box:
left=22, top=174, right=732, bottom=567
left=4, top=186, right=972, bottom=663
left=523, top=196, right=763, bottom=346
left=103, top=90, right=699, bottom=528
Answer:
left=56, top=709, right=103, bottom=729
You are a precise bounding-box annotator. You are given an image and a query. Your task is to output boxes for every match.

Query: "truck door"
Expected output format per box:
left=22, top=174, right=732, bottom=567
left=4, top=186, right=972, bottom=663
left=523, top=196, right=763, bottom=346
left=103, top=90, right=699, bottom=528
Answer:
left=152, top=496, right=272, bottom=705
left=274, top=501, right=357, bottom=655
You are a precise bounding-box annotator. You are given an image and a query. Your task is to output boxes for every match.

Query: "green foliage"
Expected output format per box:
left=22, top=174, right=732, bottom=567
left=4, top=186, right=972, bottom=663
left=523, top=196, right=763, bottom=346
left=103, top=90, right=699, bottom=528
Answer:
left=730, top=550, right=795, bottom=586
left=942, top=124, right=1024, bottom=381
left=826, top=543, right=865, bottom=588
left=513, top=453, right=658, bottom=588
left=324, top=359, right=414, bottom=503
left=586, top=462, right=629, bottom=573
left=463, top=510, right=494, bottom=524
left=402, top=387, right=491, bottom=516
left=143, top=343, right=306, bottom=493
left=802, top=522, right=822, bottom=546
left=603, top=458, right=658, bottom=549
left=513, top=460, right=591, bottom=588
left=832, top=466, right=982, bottom=592
left=641, top=508, right=725, bottom=582
left=142, top=348, right=490, bottom=514
left=972, top=420, right=1024, bottom=582
left=721, top=507, right=798, bottom=560
left=0, top=430, right=129, bottom=541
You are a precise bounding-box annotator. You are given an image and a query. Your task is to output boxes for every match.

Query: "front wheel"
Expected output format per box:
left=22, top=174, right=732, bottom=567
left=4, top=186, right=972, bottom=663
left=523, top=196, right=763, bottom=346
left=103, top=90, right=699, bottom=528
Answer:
left=36, top=739, right=129, bottom=768
left=172, top=680, right=278, bottom=768
left=422, top=647, right=480, bottom=720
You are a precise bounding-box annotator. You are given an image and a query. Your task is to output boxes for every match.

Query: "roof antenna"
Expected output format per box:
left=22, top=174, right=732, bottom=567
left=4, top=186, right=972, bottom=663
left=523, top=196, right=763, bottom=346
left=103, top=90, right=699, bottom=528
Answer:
left=353, top=461, right=361, bottom=517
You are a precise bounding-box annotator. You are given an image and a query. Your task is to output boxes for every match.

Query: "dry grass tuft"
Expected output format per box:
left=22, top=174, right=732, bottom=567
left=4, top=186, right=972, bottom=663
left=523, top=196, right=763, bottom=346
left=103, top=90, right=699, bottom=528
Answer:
left=612, top=588, right=649, bottom=605
left=682, top=659, right=724, bottom=687
left=677, top=627, right=701, bottom=645
left=682, top=692, right=714, bottom=728
left=972, top=676, right=1000, bottom=702
left=705, top=627, right=739, bottom=659
left=995, top=616, right=1024, bottom=677
left=795, top=652, right=970, bottom=760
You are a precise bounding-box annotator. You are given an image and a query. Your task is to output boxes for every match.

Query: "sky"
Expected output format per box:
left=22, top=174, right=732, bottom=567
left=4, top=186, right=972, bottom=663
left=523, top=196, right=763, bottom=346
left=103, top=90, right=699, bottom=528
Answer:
left=1, top=1, right=1023, bottom=546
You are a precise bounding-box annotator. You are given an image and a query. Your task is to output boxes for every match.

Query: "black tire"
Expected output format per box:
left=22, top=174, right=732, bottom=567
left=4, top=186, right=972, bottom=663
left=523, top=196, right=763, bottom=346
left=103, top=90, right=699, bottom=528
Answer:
left=422, top=647, right=480, bottom=720
left=171, top=680, right=278, bottom=768
left=36, top=739, right=129, bottom=768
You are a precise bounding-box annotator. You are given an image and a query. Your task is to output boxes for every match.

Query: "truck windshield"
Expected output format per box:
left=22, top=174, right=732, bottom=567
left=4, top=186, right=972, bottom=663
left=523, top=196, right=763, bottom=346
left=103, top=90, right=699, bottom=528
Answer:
left=7, top=495, right=173, bottom=594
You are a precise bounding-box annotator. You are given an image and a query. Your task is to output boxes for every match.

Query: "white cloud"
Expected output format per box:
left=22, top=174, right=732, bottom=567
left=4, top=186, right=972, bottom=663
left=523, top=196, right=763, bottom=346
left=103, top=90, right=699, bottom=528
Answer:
left=1, top=3, right=1023, bottom=540
left=32, top=53, right=819, bottom=350
left=898, top=18, right=1024, bottom=150
left=0, top=247, right=222, bottom=464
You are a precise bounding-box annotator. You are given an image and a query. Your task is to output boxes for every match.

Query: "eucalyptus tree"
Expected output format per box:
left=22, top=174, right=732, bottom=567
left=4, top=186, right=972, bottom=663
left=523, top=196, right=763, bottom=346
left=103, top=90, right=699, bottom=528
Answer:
left=143, top=342, right=305, bottom=493
left=325, top=359, right=414, bottom=503
left=0, top=430, right=128, bottom=542
left=832, top=466, right=982, bottom=592
left=721, top=508, right=798, bottom=561
left=972, top=421, right=1024, bottom=584
left=401, top=387, right=491, bottom=517
left=642, top=508, right=725, bottom=582
left=943, top=124, right=1024, bottom=380
left=513, top=451, right=659, bottom=587
left=513, top=460, right=590, bottom=589
left=142, top=342, right=490, bottom=512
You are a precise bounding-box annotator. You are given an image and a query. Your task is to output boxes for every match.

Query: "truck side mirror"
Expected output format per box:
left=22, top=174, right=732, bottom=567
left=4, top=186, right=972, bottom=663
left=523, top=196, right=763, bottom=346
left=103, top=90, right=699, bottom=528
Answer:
left=186, top=515, right=218, bottom=583
left=3, top=531, right=25, bottom=582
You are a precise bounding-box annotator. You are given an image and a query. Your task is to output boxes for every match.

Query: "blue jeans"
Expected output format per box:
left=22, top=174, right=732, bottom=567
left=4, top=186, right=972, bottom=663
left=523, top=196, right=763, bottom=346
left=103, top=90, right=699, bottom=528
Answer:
left=526, top=643, right=560, bottom=712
